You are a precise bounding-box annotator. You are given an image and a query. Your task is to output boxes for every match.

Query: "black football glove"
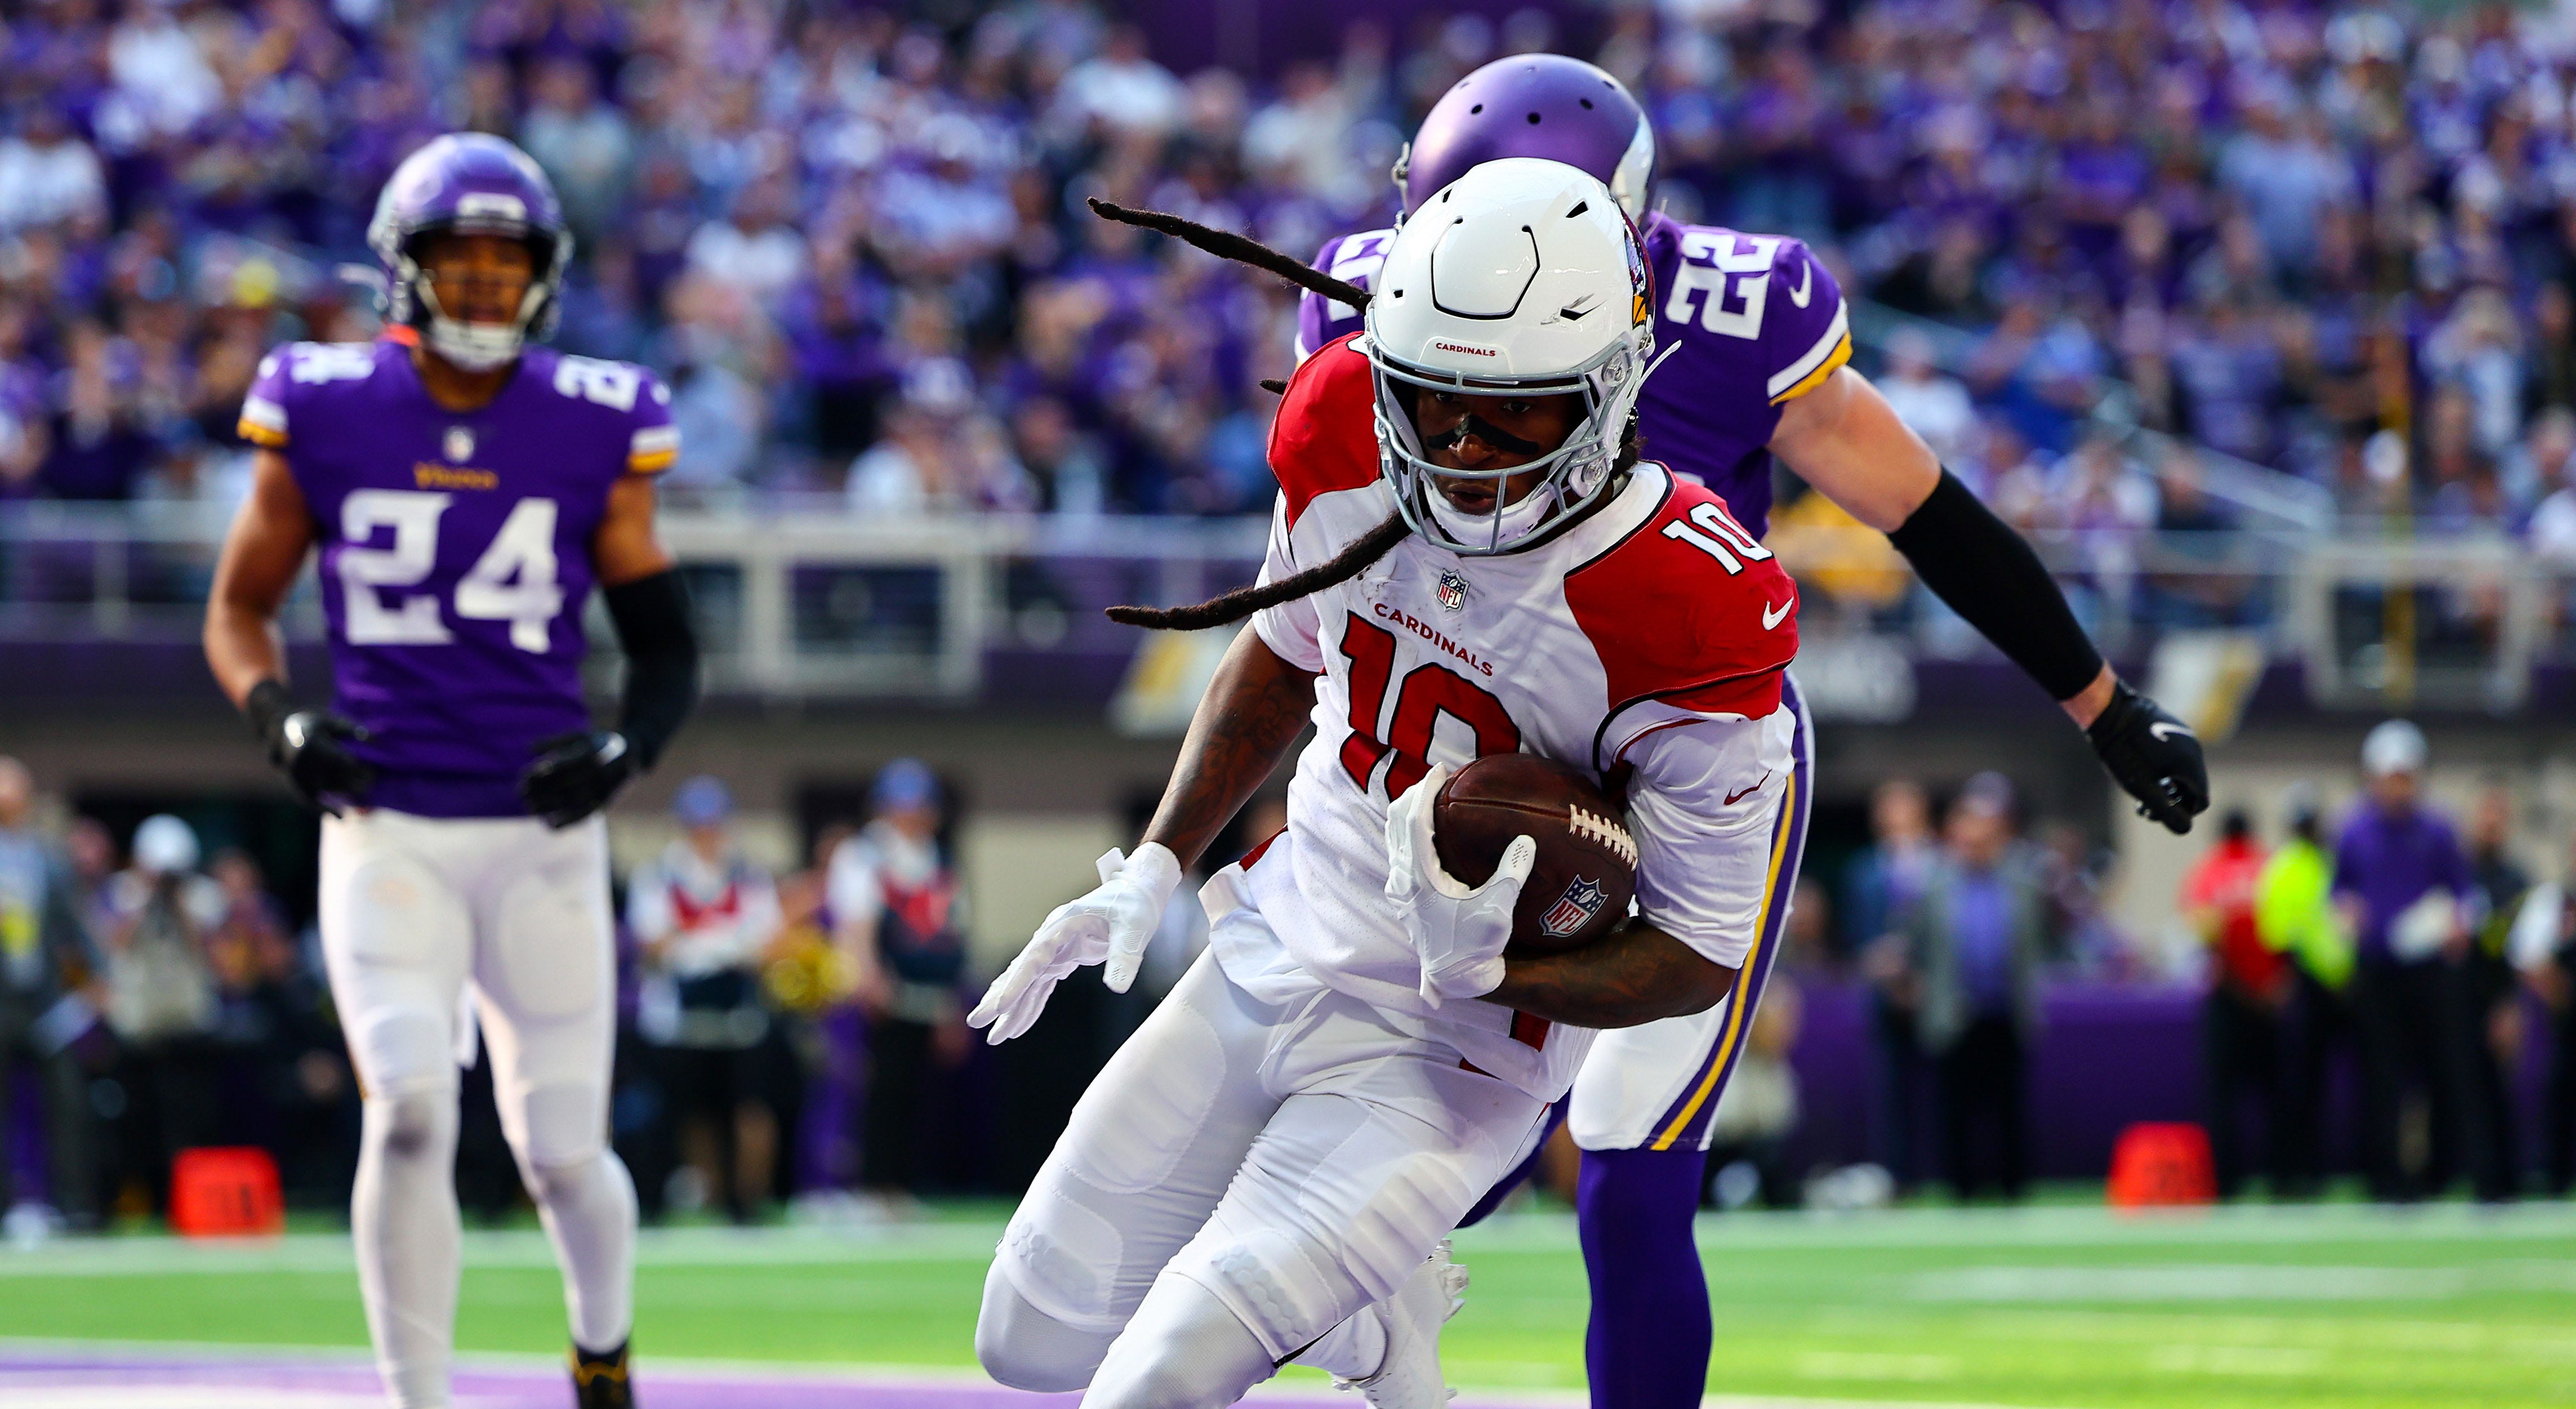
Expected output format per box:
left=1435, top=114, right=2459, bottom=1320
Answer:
left=2085, top=679, right=2209, bottom=835
left=244, top=679, right=375, bottom=816
left=520, top=730, right=638, bottom=829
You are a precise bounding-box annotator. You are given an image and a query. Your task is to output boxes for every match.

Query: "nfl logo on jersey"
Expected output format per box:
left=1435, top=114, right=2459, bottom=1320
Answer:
left=1436, top=568, right=1469, bottom=611
left=443, top=426, right=474, bottom=463
left=1540, top=875, right=1608, bottom=938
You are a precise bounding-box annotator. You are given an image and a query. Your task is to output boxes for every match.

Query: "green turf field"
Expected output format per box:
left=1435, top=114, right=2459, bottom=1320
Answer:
left=3, top=1201, right=2574, bottom=1408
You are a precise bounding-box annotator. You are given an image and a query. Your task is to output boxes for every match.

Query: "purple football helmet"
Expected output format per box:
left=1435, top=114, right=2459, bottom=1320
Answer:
left=367, top=133, right=572, bottom=371
left=1396, top=55, right=1655, bottom=223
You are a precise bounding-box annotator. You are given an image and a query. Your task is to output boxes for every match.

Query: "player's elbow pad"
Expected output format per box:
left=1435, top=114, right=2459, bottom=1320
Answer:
left=603, top=569, right=699, bottom=770
left=1885, top=469, right=2104, bottom=703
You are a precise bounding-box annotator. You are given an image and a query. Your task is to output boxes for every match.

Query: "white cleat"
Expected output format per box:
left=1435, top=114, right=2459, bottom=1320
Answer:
left=1334, top=1239, right=1468, bottom=1409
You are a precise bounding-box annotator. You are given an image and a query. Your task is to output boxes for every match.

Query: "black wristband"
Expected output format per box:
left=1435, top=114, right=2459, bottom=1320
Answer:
left=1886, top=469, right=2106, bottom=703
left=602, top=569, right=699, bottom=771
left=244, top=678, right=294, bottom=746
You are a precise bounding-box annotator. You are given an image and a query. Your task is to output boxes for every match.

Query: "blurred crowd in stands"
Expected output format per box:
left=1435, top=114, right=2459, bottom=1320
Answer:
left=1, top=0, right=2574, bottom=549
left=10, top=727, right=2576, bottom=1221
left=0, top=749, right=1012, bottom=1230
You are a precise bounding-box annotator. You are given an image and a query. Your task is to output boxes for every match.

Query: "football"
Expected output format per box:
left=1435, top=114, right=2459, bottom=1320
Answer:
left=1431, top=754, right=1640, bottom=956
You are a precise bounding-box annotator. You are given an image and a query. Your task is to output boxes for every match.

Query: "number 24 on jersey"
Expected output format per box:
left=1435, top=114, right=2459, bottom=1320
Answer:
left=338, top=490, right=564, bottom=652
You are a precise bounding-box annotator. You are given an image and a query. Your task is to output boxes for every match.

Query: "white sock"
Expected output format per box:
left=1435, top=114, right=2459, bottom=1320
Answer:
left=527, top=1151, right=639, bottom=1354
left=354, top=1092, right=462, bottom=1409
left=1298, top=1307, right=1388, bottom=1381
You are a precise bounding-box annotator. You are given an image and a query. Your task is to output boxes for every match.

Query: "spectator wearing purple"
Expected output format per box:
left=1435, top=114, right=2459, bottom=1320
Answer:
left=2333, top=720, right=2480, bottom=1201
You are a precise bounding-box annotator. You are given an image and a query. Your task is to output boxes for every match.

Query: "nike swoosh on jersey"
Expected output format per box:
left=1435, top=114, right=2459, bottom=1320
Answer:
left=1724, top=773, right=1772, bottom=806
left=1762, top=598, right=1794, bottom=629
left=1787, top=258, right=1813, bottom=308
left=2148, top=720, right=2195, bottom=741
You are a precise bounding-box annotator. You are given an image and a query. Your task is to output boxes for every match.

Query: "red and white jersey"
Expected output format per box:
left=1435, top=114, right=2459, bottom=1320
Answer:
left=1209, top=333, right=1802, bottom=1100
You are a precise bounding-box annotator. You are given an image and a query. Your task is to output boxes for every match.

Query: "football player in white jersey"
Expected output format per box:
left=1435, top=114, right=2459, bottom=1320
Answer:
left=967, top=160, right=1798, bottom=1409
left=1280, top=57, right=2213, bottom=1409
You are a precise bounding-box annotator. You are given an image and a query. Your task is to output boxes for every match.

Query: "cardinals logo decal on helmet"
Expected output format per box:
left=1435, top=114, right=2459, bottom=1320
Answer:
left=1627, top=224, right=1652, bottom=329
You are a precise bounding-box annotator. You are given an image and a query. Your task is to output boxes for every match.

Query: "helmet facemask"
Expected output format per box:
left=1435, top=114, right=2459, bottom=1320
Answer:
left=395, top=223, right=566, bottom=372
left=1369, top=325, right=1659, bottom=555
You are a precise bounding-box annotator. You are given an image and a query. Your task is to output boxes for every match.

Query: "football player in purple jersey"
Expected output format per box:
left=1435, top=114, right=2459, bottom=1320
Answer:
left=203, top=134, right=696, bottom=1409
left=1298, top=57, right=2207, bottom=1409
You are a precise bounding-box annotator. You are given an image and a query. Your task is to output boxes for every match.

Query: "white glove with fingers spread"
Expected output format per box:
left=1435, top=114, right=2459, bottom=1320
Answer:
left=968, top=842, right=1183, bottom=1044
left=1385, top=764, right=1533, bottom=1009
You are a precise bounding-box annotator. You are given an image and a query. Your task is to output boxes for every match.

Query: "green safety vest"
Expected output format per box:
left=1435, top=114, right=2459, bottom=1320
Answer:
left=2254, top=839, right=2352, bottom=991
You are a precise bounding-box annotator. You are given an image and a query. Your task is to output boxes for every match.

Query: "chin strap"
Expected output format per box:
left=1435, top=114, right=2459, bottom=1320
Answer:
left=412, top=272, right=547, bottom=370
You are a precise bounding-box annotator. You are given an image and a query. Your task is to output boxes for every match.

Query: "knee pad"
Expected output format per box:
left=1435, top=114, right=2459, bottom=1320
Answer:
left=365, top=1089, right=458, bottom=1164
left=351, top=1009, right=458, bottom=1099
left=506, top=1079, right=607, bottom=1176
left=977, top=1261, right=1113, bottom=1393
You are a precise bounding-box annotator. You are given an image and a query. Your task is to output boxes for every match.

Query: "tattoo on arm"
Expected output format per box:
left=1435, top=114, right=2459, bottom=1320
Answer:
left=1142, top=632, right=1318, bottom=869
left=1486, top=919, right=1737, bottom=1029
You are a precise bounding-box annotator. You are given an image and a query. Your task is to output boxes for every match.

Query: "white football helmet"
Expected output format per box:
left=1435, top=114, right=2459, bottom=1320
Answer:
left=1363, top=158, right=1659, bottom=555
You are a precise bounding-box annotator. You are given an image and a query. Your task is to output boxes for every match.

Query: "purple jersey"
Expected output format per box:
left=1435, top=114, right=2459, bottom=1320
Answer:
left=239, top=339, right=678, bottom=818
left=1297, top=210, right=1849, bottom=537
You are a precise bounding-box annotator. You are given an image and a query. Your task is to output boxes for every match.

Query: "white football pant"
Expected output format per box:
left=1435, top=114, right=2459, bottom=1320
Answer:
left=319, top=809, right=636, bottom=1409
left=979, top=938, right=1551, bottom=1409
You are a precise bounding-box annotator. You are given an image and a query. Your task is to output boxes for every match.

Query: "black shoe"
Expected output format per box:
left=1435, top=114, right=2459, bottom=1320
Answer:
left=572, top=1339, right=634, bottom=1408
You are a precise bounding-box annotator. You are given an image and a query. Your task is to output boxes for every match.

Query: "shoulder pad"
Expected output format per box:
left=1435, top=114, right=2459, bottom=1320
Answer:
left=1267, top=332, right=1381, bottom=529
left=1564, top=473, right=1798, bottom=721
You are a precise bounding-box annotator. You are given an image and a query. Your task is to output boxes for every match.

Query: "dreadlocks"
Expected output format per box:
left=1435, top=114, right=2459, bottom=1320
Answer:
left=1089, top=200, right=1648, bottom=633
left=1106, top=510, right=1410, bottom=631
left=1087, top=199, right=1372, bottom=311
left=1088, top=199, right=1411, bottom=632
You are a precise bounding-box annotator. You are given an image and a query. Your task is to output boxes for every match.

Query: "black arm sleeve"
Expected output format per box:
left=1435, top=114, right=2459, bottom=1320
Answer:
left=1885, top=469, right=2106, bottom=702
left=603, top=569, right=700, bottom=770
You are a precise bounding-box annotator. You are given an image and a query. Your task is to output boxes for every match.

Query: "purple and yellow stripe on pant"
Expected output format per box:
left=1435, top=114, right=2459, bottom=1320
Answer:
left=1640, top=671, right=1814, bottom=1153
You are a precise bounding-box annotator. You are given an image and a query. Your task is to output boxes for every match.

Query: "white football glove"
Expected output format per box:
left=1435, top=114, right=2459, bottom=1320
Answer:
left=1385, top=764, right=1534, bottom=1009
left=968, top=842, right=1183, bottom=1044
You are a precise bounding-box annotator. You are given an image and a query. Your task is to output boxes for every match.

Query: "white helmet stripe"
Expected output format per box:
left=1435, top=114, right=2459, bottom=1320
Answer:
left=1612, top=115, right=1656, bottom=223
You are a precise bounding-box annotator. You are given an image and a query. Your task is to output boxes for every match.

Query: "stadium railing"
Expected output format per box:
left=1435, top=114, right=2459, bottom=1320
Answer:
left=0, top=501, right=2548, bottom=713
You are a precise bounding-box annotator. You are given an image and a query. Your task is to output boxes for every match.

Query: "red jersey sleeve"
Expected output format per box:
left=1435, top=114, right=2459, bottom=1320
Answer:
left=1266, top=331, right=1382, bottom=530
left=1564, top=474, right=1800, bottom=763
